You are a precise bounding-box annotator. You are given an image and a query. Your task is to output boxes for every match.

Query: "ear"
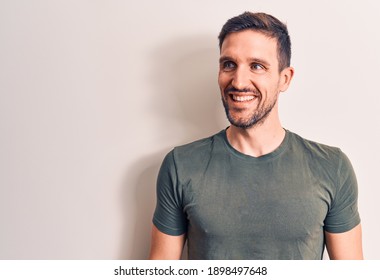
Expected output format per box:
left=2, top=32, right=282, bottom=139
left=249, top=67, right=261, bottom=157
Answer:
left=279, top=66, right=294, bottom=92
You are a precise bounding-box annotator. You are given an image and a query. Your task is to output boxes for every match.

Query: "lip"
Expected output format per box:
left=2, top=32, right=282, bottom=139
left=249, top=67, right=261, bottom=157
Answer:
left=231, top=94, right=255, bottom=102
left=228, top=93, right=258, bottom=103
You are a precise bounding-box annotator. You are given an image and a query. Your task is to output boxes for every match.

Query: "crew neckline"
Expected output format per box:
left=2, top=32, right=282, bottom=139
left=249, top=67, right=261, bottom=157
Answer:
left=220, top=127, right=290, bottom=162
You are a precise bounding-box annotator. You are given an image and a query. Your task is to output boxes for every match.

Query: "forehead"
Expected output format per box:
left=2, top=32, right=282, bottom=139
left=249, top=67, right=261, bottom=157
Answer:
left=220, top=30, right=278, bottom=62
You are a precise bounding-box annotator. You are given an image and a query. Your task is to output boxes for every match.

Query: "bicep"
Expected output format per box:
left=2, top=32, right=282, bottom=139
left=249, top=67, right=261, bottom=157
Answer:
left=325, top=223, right=363, bottom=260
left=149, top=224, right=186, bottom=260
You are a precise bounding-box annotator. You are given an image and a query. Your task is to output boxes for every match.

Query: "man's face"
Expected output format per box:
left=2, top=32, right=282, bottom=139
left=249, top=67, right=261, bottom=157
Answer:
left=218, top=30, right=289, bottom=129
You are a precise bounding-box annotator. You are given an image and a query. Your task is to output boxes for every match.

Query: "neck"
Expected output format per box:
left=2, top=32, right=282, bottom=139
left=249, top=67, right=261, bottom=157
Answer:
left=226, top=114, right=285, bottom=158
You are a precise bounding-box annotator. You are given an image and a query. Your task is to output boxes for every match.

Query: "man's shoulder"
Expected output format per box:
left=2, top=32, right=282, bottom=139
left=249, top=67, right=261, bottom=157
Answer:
left=164, top=130, right=226, bottom=170
left=173, top=130, right=224, bottom=154
left=288, top=130, right=344, bottom=163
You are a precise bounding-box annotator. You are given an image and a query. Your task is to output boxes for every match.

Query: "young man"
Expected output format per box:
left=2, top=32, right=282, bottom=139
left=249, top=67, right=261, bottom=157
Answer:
left=149, top=12, right=363, bottom=260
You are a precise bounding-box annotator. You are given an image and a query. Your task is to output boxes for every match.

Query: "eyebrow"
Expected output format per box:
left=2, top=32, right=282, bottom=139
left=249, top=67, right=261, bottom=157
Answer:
left=219, top=56, right=271, bottom=67
left=219, top=56, right=234, bottom=64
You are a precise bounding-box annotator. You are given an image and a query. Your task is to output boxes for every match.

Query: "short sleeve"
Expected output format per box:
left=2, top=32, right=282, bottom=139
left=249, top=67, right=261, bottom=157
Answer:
left=152, top=150, right=187, bottom=236
left=324, top=150, right=361, bottom=233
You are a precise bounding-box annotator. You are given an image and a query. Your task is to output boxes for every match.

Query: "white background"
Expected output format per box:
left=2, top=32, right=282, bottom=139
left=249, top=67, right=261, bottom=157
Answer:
left=0, top=0, right=379, bottom=259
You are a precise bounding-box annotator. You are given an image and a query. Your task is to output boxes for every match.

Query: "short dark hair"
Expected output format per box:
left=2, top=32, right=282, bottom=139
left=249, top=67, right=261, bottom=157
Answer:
left=218, top=12, right=291, bottom=71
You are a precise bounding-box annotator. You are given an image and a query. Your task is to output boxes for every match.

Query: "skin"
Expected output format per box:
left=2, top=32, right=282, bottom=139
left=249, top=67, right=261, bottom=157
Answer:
left=149, top=29, right=363, bottom=260
left=149, top=225, right=186, bottom=260
left=325, top=224, right=363, bottom=259
left=218, top=30, right=293, bottom=157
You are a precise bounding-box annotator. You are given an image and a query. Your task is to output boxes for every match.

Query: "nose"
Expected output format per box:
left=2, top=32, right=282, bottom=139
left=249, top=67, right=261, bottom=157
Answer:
left=231, top=66, right=251, bottom=90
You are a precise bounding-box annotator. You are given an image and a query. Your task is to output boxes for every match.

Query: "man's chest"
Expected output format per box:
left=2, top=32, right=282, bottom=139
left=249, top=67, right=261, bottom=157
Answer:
left=181, top=162, right=331, bottom=241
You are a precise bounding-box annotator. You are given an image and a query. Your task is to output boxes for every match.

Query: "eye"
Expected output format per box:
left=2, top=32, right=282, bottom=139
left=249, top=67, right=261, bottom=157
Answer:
left=221, top=61, right=236, bottom=71
left=251, top=63, right=264, bottom=70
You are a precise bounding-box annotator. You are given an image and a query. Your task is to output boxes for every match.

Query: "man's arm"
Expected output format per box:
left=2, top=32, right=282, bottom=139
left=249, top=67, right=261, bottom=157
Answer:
left=148, top=224, right=186, bottom=260
left=325, top=223, right=363, bottom=260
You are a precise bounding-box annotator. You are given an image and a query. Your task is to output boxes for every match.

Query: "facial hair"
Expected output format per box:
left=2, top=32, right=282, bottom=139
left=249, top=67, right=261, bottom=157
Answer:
left=222, top=91, right=278, bottom=129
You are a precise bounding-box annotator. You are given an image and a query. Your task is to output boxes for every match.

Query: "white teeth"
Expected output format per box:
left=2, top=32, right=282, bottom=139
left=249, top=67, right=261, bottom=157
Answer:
left=232, top=95, right=255, bottom=102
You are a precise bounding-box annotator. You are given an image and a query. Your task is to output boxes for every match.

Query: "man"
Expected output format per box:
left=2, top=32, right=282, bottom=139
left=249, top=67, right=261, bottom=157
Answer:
left=149, top=12, right=363, bottom=260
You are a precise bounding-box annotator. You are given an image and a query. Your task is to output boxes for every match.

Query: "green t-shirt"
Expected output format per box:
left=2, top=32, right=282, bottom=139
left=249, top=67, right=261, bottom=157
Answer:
left=153, top=129, right=360, bottom=259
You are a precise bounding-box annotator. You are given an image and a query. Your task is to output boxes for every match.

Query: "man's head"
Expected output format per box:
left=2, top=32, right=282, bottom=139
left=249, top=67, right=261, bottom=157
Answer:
left=218, top=12, right=294, bottom=129
left=218, top=12, right=291, bottom=72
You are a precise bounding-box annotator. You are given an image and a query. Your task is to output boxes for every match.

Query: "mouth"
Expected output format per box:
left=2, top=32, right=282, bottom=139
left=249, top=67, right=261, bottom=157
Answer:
left=230, top=94, right=256, bottom=102
left=227, top=91, right=259, bottom=105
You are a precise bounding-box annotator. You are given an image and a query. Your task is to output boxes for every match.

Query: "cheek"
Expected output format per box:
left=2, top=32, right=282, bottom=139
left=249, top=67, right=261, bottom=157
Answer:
left=218, top=73, right=228, bottom=90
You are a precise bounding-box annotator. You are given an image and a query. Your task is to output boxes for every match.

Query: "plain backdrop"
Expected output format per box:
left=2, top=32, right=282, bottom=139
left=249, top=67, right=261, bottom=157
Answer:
left=0, top=0, right=379, bottom=259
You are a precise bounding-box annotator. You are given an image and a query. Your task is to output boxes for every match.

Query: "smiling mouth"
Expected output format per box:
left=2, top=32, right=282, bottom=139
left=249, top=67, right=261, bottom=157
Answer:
left=231, top=95, right=255, bottom=102
left=229, top=93, right=258, bottom=103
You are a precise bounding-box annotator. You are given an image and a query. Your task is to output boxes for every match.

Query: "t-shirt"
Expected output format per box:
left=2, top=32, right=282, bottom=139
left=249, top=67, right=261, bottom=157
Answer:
left=153, top=129, right=360, bottom=259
